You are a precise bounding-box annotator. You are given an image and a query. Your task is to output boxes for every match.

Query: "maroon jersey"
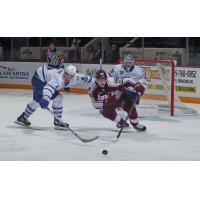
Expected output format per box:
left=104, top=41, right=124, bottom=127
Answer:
left=89, top=78, right=138, bottom=109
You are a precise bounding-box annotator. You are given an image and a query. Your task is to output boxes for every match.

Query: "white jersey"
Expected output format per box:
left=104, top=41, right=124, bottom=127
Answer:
left=36, top=64, right=94, bottom=101
left=108, top=64, right=147, bottom=85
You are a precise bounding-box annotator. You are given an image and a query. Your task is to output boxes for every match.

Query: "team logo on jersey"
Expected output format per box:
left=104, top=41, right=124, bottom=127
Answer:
left=57, top=69, right=62, bottom=74
left=119, top=70, right=124, bottom=75
left=81, top=76, right=86, bottom=81
left=98, top=94, right=108, bottom=101
left=109, top=69, right=114, bottom=74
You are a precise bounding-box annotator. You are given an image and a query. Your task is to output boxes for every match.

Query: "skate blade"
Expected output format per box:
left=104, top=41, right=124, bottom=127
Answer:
left=116, top=126, right=130, bottom=129
left=14, top=120, right=30, bottom=128
left=54, top=126, right=69, bottom=131
left=133, top=128, right=147, bottom=132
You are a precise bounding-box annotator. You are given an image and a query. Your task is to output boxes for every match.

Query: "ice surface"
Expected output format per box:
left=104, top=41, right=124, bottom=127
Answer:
left=0, top=89, right=200, bottom=161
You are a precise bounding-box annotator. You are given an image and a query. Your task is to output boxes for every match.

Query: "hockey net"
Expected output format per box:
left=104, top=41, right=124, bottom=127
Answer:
left=134, top=59, right=197, bottom=117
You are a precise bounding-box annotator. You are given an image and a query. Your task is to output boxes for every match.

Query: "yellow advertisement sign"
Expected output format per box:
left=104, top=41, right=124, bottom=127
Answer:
left=175, top=86, right=196, bottom=93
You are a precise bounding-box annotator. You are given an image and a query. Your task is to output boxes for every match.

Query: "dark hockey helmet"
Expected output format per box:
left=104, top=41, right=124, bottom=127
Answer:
left=95, top=70, right=107, bottom=80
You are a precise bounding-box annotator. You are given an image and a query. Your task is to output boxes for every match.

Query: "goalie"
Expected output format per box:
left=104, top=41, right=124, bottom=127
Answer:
left=108, top=55, right=147, bottom=85
left=89, top=69, right=146, bottom=131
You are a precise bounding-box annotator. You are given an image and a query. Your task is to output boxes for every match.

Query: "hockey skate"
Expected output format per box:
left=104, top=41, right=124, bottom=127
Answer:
left=15, top=112, right=31, bottom=127
left=116, top=118, right=129, bottom=128
left=131, top=123, right=146, bottom=132
left=54, top=118, right=69, bottom=130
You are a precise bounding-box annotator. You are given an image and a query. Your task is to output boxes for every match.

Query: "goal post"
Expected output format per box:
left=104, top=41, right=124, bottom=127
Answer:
left=134, top=59, right=197, bottom=116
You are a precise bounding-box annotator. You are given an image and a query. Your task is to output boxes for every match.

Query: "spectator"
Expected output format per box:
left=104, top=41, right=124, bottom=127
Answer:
left=93, top=42, right=102, bottom=60
left=93, top=42, right=107, bottom=62
left=71, top=38, right=81, bottom=47
left=107, top=43, right=120, bottom=63
left=85, top=46, right=95, bottom=62
left=68, top=42, right=81, bottom=62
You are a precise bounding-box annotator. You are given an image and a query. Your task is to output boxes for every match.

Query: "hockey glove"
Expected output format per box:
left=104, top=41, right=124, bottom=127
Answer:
left=134, top=83, right=145, bottom=95
left=39, top=98, right=49, bottom=109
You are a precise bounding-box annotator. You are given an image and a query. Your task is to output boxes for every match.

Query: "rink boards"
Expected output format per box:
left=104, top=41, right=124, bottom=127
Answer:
left=0, top=61, right=200, bottom=103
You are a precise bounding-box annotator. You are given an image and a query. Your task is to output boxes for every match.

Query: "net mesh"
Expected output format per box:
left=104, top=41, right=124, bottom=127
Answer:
left=135, top=60, right=197, bottom=116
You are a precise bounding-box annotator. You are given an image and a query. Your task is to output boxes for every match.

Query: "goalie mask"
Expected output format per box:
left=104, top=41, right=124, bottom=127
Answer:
left=123, top=55, right=135, bottom=72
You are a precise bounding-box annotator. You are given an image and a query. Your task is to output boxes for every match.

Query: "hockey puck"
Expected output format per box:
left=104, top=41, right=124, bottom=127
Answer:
left=102, top=149, right=108, bottom=155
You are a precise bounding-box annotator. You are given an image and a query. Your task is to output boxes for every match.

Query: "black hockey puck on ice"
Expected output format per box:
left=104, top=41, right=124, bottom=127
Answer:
left=102, top=150, right=108, bottom=155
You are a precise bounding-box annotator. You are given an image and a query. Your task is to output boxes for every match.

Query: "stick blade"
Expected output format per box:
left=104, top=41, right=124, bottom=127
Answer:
left=81, top=136, right=99, bottom=143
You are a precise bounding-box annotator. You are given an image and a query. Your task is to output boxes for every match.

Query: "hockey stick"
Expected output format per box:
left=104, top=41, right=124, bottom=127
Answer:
left=100, top=58, right=102, bottom=70
left=47, top=108, right=99, bottom=143
left=115, top=93, right=140, bottom=142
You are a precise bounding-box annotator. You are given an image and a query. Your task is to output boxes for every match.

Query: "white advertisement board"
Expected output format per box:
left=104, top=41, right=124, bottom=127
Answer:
left=0, top=62, right=43, bottom=84
left=0, top=62, right=200, bottom=99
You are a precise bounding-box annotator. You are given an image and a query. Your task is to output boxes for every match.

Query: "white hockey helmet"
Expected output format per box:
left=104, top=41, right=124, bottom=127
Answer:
left=123, top=55, right=135, bottom=72
left=64, top=64, right=76, bottom=77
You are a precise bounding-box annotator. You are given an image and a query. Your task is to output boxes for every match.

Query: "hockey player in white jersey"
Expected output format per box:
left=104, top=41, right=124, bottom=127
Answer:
left=108, top=55, right=147, bottom=84
left=108, top=55, right=147, bottom=104
left=15, top=64, right=94, bottom=129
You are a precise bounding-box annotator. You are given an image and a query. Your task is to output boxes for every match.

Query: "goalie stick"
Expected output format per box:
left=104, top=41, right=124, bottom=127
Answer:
left=47, top=108, right=99, bottom=143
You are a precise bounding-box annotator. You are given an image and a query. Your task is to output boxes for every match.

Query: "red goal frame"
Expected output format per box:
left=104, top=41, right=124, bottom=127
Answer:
left=135, top=59, right=175, bottom=116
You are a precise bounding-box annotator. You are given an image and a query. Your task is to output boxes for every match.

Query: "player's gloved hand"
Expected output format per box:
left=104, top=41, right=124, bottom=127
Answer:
left=39, top=98, right=49, bottom=109
left=134, top=83, right=145, bottom=95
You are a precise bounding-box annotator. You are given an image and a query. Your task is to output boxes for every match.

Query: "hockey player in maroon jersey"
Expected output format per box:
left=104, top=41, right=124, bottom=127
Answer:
left=89, top=69, right=146, bottom=131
